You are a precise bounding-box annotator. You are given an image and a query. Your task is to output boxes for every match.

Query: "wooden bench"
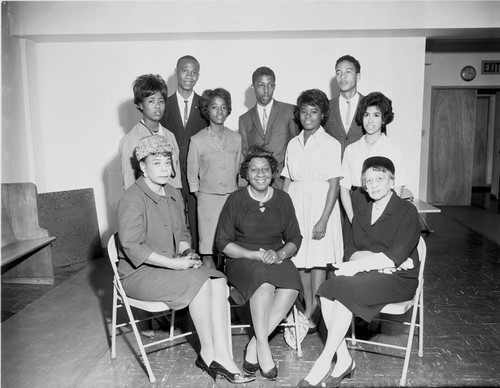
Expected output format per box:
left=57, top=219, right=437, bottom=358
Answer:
left=2, top=183, right=56, bottom=284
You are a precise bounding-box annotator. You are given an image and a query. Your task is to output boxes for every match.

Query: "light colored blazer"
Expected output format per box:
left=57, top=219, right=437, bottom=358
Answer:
left=187, top=128, right=242, bottom=195
left=238, top=100, right=299, bottom=181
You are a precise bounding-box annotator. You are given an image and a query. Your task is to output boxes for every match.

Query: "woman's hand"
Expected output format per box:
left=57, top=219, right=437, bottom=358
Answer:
left=260, top=249, right=282, bottom=265
left=312, top=218, right=327, bottom=240
left=172, top=255, right=202, bottom=270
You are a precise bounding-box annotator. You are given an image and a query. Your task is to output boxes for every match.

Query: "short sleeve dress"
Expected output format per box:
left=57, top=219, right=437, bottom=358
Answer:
left=117, top=177, right=225, bottom=310
left=341, top=134, right=406, bottom=190
left=216, top=187, right=303, bottom=301
left=282, top=127, right=344, bottom=267
left=316, top=190, right=421, bottom=322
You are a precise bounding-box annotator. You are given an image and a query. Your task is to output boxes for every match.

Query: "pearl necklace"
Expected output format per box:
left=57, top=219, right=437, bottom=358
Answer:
left=248, top=186, right=272, bottom=212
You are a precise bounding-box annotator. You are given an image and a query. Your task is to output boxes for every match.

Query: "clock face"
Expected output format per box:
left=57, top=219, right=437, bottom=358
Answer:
left=461, top=66, right=476, bottom=82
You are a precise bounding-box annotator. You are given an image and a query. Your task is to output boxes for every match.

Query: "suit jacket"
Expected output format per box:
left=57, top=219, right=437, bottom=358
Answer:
left=346, top=190, right=420, bottom=277
left=238, top=100, right=299, bottom=180
left=324, top=94, right=364, bottom=158
left=160, top=92, right=208, bottom=175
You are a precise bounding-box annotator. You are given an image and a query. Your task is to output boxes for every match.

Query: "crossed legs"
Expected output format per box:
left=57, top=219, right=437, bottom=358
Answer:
left=302, top=297, right=353, bottom=385
left=189, top=278, right=240, bottom=373
left=245, top=283, right=299, bottom=371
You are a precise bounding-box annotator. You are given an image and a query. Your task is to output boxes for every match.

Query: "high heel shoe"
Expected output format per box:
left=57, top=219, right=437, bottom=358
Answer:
left=296, top=362, right=334, bottom=387
left=242, top=342, right=259, bottom=375
left=260, top=364, right=278, bottom=381
left=324, top=359, right=356, bottom=388
left=209, top=361, right=256, bottom=384
left=195, top=354, right=216, bottom=380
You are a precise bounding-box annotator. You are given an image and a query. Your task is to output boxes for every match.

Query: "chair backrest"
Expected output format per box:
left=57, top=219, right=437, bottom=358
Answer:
left=415, top=236, right=427, bottom=292
left=107, top=233, right=121, bottom=278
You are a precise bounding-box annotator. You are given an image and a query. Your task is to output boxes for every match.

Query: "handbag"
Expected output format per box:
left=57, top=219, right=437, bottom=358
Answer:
left=283, top=309, right=309, bottom=350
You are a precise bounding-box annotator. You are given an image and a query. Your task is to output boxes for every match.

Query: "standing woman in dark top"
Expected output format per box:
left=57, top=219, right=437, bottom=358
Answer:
left=216, top=145, right=303, bottom=381
left=297, top=157, right=420, bottom=388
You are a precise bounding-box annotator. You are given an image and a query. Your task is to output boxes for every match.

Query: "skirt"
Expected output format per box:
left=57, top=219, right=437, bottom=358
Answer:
left=288, top=181, right=343, bottom=268
left=197, top=192, right=230, bottom=255
left=122, top=264, right=226, bottom=310
left=225, top=257, right=303, bottom=302
left=316, top=271, right=418, bottom=322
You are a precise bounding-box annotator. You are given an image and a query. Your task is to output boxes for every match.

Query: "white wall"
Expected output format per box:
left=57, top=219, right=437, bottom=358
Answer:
left=420, top=52, right=500, bottom=200
left=25, top=37, right=424, bottom=242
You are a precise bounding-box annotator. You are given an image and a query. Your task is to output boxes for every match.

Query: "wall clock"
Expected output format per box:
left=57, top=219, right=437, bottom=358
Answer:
left=460, top=65, right=476, bottom=82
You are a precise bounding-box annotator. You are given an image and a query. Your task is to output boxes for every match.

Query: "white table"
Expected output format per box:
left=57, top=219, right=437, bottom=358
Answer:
left=408, top=199, right=441, bottom=232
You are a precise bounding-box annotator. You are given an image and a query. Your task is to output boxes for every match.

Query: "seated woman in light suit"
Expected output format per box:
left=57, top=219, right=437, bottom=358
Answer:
left=117, top=135, right=254, bottom=384
left=297, top=156, right=420, bottom=388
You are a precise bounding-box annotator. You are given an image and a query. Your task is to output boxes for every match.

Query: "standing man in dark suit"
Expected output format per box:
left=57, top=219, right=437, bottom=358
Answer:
left=325, top=55, right=364, bottom=159
left=160, top=55, right=208, bottom=251
left=238, top=66, right=299, bottom=189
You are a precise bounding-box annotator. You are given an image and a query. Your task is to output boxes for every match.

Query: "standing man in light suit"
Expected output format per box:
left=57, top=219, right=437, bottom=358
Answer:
left=160, top=55, right=208, bottom=251
left=238, top=66, right=299, bottom=189
left=325, top=55, right=364, bottom=159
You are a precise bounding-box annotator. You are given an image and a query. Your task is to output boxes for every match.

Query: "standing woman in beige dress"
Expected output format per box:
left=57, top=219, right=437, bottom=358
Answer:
left=187, top=88, right=242, bottom=269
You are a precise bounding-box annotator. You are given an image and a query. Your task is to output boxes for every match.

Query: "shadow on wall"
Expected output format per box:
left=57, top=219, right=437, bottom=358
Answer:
left=329, top=77, right=341, bottom=100
left=101, top=99, right=140, bottom=245
left=243, top=85, right=256, bottom=111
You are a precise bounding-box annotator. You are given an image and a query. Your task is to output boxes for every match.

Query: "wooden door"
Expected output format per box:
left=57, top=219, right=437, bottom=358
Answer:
left=472, top=96, right=490, bottom=187
left=428, top=88, right=477, bottom=205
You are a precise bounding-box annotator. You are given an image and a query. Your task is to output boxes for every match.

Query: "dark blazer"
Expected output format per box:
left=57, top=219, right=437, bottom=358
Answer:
left=238, top=100, right=299, bottom=181
left=347, top=190, right=421, bottom=277
left=324, top=94, right=364, bottom=158
left=160, top=92, right=208, bottom=174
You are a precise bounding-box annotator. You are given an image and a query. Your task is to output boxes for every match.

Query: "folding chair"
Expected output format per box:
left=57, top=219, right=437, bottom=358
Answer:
left=346, top=236, right=427, bottom=387
left=108, top=233, right=192, bottom=383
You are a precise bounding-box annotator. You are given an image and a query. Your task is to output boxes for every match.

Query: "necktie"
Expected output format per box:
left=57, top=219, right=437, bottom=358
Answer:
left=345, top=100, right=352, bottom=130
left=183, top=100, right=189, bottom=128
left=262, top=108, right=268, bottom=133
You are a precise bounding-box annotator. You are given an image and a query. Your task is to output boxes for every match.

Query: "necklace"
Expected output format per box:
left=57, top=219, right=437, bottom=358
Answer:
left=247, top=186, right=272, bottom=212
left=207, top=126, right=228, bottom=152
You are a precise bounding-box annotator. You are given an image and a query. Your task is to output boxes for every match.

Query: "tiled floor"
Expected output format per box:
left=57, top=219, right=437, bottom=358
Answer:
left=2, top=208, right=500, bottom=387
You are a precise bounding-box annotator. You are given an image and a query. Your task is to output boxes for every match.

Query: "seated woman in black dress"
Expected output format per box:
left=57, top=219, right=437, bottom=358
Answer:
left=297, top=156, right=420, bottom=388
left=117, top=136, right=254, bottom=384
left=216, top=145, right=303, bottom=381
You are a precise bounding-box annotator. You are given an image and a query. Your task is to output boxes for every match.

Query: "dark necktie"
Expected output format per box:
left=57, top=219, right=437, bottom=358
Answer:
left=183, top=100, right=189, bottom=128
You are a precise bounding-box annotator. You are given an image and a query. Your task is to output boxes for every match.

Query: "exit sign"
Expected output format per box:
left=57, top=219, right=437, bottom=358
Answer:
left=481, top=61, right=500, bottom=74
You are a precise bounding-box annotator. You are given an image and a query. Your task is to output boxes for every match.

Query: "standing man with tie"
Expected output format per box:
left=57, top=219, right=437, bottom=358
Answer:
left=161, top=55, right=208, bottom=251
left=324, top=55, right=364, bottom=159
left=238, top=66, right=299, bottom=189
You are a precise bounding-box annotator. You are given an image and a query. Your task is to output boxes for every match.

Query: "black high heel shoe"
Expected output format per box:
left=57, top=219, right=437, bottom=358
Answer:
left=209, top=361, right=256, bottom=384
left=296, top=361, right=334, bottom=387
left=260, top=363, right=278, bottom=381
left=195, top=354, right=215, bottom=380
left=324, top=359, right=356, bottom=388
left=242, top=342, right=259, bottom=375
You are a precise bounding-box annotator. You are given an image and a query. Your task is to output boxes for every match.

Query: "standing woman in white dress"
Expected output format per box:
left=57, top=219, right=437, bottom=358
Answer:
left=340, top=91, right=406, bottom=224
left=282, top=89, right=343, bottom=332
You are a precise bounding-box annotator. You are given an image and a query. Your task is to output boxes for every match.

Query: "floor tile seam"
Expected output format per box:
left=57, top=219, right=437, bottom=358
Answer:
left=73, top=341, right=111, bottom=388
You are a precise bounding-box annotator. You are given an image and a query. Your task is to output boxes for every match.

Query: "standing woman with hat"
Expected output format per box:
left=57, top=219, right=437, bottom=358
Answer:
left=297, top=157, right=420, bottom=387
left=116, top=135, right=254, bottom=384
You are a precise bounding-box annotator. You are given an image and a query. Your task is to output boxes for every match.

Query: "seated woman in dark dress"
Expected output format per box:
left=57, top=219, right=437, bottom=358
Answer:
left=117, top=135, right=254, bottom=384
left=297, top=156, right=420, bottom=388
left=216, top=145, right=303, bottom=381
